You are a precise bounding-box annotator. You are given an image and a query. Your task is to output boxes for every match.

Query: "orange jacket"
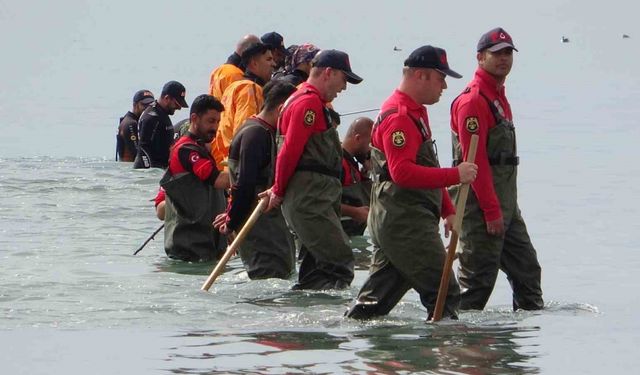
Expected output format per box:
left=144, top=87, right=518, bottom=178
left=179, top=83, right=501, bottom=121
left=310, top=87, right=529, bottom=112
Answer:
left=209, top=64, right=244, bottom=100
left=211, top=79, right=264, bottom=167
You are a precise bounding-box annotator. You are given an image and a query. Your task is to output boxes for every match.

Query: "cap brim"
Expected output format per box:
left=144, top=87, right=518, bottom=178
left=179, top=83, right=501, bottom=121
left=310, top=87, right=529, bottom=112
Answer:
left=436, top=68, right=463, bottom=79
left=140, top=97, right=155, bottom=105
left=344, top=70, right=363, bottom=85
left=487, top=42, right=518, bottom=52
left=176, top=96, right=189, bottom=108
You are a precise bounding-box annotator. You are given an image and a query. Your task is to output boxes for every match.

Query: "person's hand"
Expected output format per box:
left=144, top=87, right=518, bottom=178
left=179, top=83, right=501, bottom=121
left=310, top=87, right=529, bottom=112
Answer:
left=443, top=214, right=455, bottom=238
left=457, top=162, right=478, bottom=184
left=352, top=206, right=370, bottom=223
left=486, top=217, right=505, bottom=237
left=259, top=188, right=283, bottom=213
left=213, top=213, right=227, bottom=230
left=219, top=223, right=237, bottom=244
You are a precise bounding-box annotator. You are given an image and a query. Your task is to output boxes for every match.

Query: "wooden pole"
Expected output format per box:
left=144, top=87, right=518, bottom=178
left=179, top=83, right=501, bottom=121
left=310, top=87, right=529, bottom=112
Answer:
left=432, top=134, right=479, bottom=321
left=201, top=198, right=268, bottom=291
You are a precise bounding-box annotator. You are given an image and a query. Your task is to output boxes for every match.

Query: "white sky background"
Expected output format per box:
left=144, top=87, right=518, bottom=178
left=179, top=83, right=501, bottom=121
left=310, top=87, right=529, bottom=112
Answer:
left=0, top=0, right=637, bottom=157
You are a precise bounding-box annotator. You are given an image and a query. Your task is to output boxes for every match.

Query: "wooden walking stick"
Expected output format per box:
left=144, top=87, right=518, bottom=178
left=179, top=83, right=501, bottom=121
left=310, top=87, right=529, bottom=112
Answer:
left=201, top=198, right=268, bottom=291
left=432, top=134, right=479, bottom=321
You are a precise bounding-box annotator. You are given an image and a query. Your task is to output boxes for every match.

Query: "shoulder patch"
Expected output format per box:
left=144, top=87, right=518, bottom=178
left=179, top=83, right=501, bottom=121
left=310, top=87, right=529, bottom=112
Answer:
left=465, top=117, right=479, bottom=133
left=189, top=151, right=200, bottom=164
left=392, top=130, right=406, bottom=148
left=304, top=109, right=316, bottom=127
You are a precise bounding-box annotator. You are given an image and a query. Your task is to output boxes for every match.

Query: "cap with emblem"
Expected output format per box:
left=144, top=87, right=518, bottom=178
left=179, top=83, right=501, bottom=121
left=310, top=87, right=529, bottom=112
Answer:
left=133, top=89, right=154, bottom=105
left=161, top=80, right=188, bottom=108
left=311, top=49, right=363, bottom=84
left=477, top=27, right=518, bottom=52
left=261, top=31, right=286, bottom=52
left=404, top=45, right=462, bottom=79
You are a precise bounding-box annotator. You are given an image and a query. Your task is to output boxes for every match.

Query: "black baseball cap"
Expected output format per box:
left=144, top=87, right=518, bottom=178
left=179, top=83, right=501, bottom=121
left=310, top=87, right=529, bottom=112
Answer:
left=133, top=89, right=154, bottom=105
left=311, top=49, right=363, bottom=84
left=241, top=42, right=270, bottom=65
left=404, top=45, right=462, bottom=79
left=261, top=31, right=286, bottom=52
left=161, top=80, right=188, bottom=108
left=477, top=27, right=518, bottom=52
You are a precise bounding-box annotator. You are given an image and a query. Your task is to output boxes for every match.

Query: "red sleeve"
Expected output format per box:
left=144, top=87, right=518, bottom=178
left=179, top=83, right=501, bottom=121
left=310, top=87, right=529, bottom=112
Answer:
left=441, top=188, right=455, bottom=218
left=178, top=147, right=218, bottom=183
left=272, top=97, right=322, bottom=197
left=453, top=99, right=502, bottom=222
left=154, top=187, right=165, bottom=207
left=341, top=157, right=351, bottom=186
left=380, top=114, right=460, bottom=189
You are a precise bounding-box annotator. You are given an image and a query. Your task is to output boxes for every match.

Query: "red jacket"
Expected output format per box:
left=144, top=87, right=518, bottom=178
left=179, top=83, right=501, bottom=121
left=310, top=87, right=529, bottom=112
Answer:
left=372, top=89, right=458, bottom=218
left=450, top=68, right=513, bottom=222
left=272, top=82, right=330, bottom=197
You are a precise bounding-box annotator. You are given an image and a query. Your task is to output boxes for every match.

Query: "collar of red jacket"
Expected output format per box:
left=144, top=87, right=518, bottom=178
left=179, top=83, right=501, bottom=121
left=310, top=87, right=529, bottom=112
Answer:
left=391, top=89, right=425, bottom=112
left=474, top=68, right=506, bottom=98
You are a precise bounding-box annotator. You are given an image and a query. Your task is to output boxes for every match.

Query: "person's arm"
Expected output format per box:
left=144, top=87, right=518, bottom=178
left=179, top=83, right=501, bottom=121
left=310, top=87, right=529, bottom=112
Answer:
left=340, top=204, right=369, bottom=223
left=453, top=100, right=501, bottom=222
left=226, top=128, right=270, bottom=231
left=154, top=187, right=166, bottom=221
left=177, top=147, right=220, bottom=183
left=136, top=115, right=159, bottom=166
left=382, top=114, right=460, bottom=189
left=271, top=97, right=320, bottom=197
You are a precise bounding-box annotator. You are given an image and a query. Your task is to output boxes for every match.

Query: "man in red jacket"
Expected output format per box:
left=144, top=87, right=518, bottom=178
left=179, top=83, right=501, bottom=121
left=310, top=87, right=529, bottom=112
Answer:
left=160, top=94, right=229, bottom=262
left=263, top=49, right=363, bottom=290
left=346, top=45, right=477, bottom=320
left=450, top=27, right=543, bottom=311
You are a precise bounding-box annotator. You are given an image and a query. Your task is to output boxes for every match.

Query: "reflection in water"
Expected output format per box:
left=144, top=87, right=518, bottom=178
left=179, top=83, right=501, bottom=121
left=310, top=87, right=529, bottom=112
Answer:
left=162, top=322, right=540, bottom=374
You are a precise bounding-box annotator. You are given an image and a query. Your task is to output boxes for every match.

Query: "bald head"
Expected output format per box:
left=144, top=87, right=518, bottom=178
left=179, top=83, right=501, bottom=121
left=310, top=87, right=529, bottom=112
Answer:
left=235, top=34, right=260, bottom=55
left=346, top=117, right=374, bottom=138
left=343, top=117, right=373, bottom=160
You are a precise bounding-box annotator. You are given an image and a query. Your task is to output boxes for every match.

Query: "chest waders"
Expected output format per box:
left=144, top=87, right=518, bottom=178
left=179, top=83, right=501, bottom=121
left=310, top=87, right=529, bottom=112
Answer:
left=347, top=107, right=459, bottom=320
left=161, top=143, right=226, bottom=262
left=451, top=90, right=543, bottom=311
left=340, top=150, right=372, bottom=237
left=277, top=92, right=354, bottom=290
left=227, top=120, right=295, bottom=279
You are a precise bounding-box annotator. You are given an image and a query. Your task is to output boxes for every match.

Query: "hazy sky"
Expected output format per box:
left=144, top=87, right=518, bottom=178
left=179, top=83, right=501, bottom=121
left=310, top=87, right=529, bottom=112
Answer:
left=0, top=0, right=637, bottom=157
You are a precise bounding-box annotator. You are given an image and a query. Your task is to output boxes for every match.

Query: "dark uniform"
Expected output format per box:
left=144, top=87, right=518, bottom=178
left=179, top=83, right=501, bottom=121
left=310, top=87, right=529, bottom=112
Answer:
left=272, top=83, right=354, bottom=290
left=161, top=133, right=226, bottom=261
left=450, top=68, right=543, bottom=311
left=226, top=116, right=296, bottom=279
left=116, top=111, right=139, bottom=162
left=279, top=69, right=308, bottom=87
left=347, top=90, right=461, bottom=320
left=134, top=101, right=175, bottom=169
left=340, top=149, right=372, bottom=237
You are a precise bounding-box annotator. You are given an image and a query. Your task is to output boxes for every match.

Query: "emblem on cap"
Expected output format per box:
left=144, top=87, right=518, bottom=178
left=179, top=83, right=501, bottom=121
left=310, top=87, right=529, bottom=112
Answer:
left=465, top=117, right=479, bottom=133
left=392, top=130, right=406, bottom=148
left=304, top=109, right=316, bottom=127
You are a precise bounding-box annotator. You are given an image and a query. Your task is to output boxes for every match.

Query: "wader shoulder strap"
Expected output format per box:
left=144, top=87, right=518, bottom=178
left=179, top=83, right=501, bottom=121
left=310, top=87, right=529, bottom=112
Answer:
left=375, top=106, right=428, bottom=142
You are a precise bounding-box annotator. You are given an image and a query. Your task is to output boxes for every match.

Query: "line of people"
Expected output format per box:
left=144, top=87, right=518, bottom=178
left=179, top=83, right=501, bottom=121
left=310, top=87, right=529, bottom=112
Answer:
left=117, top=27, right=543, bottom=320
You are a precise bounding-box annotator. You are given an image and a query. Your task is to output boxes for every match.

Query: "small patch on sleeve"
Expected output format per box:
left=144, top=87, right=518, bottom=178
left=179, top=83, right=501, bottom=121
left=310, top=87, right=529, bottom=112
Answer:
left=304, top=109, right=316, bottom=127
left=392, top=130, right=406, bottom=148
left=465, top=117, right=479, bottom=133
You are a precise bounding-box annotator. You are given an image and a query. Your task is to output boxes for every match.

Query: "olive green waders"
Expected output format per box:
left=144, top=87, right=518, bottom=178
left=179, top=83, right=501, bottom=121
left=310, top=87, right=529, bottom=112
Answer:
left=228, top=119, right=295, bottom=279
left=278, top=112, right=354, bottom=290
left=451, top=93, right=543, bottom=311
left=161, top=164, right=226, bottom=262
left=347, top=111, right=459, bottom=319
